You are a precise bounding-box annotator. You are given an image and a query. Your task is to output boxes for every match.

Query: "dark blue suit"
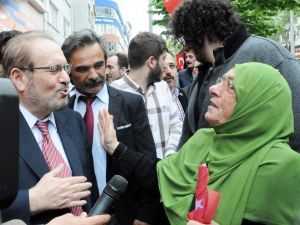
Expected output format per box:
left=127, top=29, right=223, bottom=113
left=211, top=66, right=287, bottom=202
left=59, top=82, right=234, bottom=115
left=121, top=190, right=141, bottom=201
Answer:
left=2, top=108, right=93, bottom=224
left=178, top=68, right=194, bottom=88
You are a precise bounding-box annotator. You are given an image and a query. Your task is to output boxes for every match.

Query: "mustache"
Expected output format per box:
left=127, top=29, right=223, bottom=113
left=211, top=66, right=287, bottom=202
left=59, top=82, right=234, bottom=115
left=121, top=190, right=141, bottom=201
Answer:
left=84, top=76, right=104, bottom=87
left=163, top=73, right=174, bottom=80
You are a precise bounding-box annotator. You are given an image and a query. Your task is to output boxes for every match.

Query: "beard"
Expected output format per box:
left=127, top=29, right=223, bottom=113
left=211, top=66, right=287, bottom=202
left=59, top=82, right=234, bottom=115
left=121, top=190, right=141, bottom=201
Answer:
left=148, top=63, right=162, bottom=84
left=25, top=78, right=69, bottom=115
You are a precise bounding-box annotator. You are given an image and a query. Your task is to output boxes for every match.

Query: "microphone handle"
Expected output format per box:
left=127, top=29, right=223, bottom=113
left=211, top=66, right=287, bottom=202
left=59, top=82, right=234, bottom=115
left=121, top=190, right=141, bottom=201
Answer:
left=88, top=193, right=115, bottom=216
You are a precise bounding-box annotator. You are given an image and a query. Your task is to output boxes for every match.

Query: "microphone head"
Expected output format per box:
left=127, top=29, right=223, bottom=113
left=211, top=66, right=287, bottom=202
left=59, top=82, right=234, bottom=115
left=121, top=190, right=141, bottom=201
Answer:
left=104, top=175, right=128, bottom=201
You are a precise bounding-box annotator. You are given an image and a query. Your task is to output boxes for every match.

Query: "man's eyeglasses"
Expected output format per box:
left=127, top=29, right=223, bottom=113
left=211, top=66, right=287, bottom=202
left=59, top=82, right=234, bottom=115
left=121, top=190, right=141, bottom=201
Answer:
left=216, top=76, right=234, bottom=90
left=21, top=64, right=72, bottom=75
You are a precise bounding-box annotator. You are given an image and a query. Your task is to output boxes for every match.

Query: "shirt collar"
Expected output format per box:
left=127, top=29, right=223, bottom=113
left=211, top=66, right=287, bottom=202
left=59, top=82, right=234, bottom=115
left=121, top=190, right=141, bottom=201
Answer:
left=123, top=74, right=156, bottom=95
left=19, top=104, right=57, bottom=130
left=74, top=82, right=109, bottom=105
left=173, top=87, right=180, bottom=98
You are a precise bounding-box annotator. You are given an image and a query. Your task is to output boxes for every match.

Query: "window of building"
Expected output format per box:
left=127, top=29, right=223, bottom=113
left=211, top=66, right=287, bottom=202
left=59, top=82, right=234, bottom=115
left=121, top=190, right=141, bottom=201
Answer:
left=88, top=4, right=94, bottom=27
left=95, top=6, right=117, bottom=19
left=108, top=42, right=116, bottom=52
left=48, top=2, right=58, bottom=28
left=63, top=17, right=70, bottom=37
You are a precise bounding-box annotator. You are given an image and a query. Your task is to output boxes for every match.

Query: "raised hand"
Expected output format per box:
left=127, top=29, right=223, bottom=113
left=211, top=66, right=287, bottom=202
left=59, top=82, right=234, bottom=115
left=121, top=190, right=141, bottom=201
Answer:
left=98, top=108, right=119, bottom=155
left=29, top=164, right=92, bottom=215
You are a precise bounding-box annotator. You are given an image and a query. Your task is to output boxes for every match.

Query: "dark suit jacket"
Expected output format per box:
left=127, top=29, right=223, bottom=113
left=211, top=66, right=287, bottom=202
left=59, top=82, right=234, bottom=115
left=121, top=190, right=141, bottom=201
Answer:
left=178, top=68, right=194, bottom=88
left=2, top=108, right=93, bottom=225
left=178, top=87, right=188, bottom=112
left=70, top=85, right=159, bottom=225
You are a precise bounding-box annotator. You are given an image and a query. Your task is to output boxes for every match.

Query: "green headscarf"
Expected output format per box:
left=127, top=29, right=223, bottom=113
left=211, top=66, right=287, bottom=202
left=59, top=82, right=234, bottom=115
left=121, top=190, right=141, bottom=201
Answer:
left=157, top=62, right=300, bottom=225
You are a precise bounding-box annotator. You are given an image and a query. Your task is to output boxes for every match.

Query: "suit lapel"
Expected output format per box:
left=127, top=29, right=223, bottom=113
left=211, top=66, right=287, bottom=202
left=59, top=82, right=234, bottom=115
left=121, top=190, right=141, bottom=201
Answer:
left=107, top=86, right=121, bottom=130
left=54, top=112, right=84, bottom=176
left=68, top=95, right=76, bottom=109
left=187, top=82, right=198, bottom=133
left=19, top=113, right=50, bottom=178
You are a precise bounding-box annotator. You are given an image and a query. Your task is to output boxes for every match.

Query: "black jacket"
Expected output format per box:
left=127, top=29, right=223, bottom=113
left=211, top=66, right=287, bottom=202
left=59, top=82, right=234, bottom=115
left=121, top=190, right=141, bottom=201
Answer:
left=69, top=85, right=160, bottom=225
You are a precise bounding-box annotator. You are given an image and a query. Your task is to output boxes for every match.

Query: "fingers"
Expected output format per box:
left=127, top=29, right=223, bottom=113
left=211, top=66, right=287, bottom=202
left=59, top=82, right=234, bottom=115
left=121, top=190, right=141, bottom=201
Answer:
left=88, top=214, right=111, bottom=225
left=98, top=108, right=114, bottom=133
left=69, top=190, right=91, bottom=202
left=63, top=176, right=89, bottom=186
left=80, top=212, right=88, bottom=217
left=67, top=199, right=87, bottom=208
left=46, top=164, right=64, bottom=177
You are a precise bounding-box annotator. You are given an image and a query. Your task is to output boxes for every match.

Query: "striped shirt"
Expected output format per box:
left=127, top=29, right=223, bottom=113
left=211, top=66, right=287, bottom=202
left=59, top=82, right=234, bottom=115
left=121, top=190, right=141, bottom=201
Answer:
left=111, top=75, right=182, bottom=159
left=172, top=87, right=185, bottom=122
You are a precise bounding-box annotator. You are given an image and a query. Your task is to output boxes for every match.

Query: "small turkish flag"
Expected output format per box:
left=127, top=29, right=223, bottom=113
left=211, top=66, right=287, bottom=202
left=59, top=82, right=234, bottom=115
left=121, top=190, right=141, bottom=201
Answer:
left=187, top=165, right=221, bottom=224
left=163, top=0, right=182, bottom=15
left=176, top=53, right=185, bottom=70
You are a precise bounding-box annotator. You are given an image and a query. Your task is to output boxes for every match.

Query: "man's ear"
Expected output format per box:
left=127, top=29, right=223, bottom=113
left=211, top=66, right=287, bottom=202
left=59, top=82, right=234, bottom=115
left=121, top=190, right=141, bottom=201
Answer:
left=10, top=68, right=27, bottom=92
left=146, top=56, right=156, bottom=70
left=120, top=67, right=127, bottom=75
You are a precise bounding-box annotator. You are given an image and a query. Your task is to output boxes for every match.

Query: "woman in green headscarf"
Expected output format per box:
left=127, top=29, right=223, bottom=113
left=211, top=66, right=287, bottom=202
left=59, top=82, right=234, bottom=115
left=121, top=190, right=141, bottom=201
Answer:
left=157, top=62, right=300, bottom=225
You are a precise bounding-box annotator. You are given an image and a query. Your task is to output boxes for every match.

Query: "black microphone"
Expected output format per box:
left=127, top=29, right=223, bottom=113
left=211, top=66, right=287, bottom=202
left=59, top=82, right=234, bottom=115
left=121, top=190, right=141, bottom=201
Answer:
left=88, top=175, right=128, bottom=216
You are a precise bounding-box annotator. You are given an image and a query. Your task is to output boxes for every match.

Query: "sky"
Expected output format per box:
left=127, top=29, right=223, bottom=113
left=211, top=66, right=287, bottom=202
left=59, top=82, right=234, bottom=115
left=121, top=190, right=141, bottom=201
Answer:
left=117, top=0, right=162, bottom=37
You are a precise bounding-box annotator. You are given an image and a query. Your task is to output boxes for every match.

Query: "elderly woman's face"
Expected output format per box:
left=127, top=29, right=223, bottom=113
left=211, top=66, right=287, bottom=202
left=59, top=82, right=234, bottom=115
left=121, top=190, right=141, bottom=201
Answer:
left=205, top=69, right=236, bottom=126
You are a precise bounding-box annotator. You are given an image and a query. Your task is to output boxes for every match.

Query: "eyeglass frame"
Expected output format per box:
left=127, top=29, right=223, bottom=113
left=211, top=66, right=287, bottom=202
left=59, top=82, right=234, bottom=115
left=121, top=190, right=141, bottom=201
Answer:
left=215, top=76, right=234, bottom=90
left=20, top=63, right=72, bottom=75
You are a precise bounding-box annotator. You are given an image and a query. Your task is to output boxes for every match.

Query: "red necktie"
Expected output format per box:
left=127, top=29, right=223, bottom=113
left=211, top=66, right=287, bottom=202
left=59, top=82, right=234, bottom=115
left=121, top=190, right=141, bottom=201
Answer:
left=81, top=96, right=95, bottom=144
left=36, top=121, right=83, bottom=216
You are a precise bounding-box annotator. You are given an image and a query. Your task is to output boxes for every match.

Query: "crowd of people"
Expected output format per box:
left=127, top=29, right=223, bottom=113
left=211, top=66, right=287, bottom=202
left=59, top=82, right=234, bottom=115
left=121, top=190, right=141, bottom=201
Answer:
left=1, top=0, right=300, bottom=225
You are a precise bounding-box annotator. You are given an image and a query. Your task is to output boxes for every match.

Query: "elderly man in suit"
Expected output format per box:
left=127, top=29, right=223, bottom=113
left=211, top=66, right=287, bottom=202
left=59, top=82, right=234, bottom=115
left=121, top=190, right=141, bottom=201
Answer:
left=62, top=29, right=159, bottom=225
left=1, top=31, right=93, bottom=224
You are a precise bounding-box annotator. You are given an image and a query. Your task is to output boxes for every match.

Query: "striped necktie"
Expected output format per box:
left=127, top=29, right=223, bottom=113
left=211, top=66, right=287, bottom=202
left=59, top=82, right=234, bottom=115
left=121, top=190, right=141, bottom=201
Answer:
left=36, top=121, right=83, bottom=216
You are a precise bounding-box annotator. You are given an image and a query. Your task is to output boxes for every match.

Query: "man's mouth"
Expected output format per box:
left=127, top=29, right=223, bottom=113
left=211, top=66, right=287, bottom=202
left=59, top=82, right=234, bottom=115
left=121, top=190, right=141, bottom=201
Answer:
left=163, top=74, right=174, bottom=82
left=209, top=100, right=218, bottom=108
left=59, top=87, right=69, bottom=96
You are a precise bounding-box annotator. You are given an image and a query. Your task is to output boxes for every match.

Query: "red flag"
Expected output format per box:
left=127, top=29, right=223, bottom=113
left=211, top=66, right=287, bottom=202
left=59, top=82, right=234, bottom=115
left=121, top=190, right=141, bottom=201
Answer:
left=176, top=53, right=185, bottom=70
left=163, top=0, right=182, bottom=15
left=187, top=165, right=221, bottom=224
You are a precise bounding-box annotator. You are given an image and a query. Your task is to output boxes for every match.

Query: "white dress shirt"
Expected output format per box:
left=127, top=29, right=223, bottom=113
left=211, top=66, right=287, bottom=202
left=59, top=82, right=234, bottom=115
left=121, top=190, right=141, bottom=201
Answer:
left=72, top=83, right=109, bottom=194
left=19, top=104, right=71, bottom=169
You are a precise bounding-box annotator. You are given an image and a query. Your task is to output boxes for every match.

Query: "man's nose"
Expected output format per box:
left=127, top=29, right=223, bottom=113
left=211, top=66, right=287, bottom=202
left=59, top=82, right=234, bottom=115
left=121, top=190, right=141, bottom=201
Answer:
left=105, top=67, right=110, bottom=75
left=88, top=67, right=99, bottom=79
left=59, top=69, right=70, bottom=84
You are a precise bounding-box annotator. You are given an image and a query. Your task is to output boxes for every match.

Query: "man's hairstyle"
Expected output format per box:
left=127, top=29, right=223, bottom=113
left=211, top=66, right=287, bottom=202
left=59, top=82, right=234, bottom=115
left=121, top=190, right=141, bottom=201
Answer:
left=62, top=29, right=107, bottom=63
left=109, top=52, right=128, bottom=69
left=165, top=49, right=175, bottom=57
left=172, top=0, right=240, bottom=50
left=2, top=30, right=55, bottom=76
left=0, top=30, right=22, bottom=63
left=128, top=32, right=167, bottom=69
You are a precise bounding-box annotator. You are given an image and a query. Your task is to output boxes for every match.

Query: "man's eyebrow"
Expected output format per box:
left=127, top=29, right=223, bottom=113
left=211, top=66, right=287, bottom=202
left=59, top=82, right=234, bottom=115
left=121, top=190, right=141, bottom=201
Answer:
left=224, top=74, right=234, bottom=80
left=74, top=61, right=104, bottom=68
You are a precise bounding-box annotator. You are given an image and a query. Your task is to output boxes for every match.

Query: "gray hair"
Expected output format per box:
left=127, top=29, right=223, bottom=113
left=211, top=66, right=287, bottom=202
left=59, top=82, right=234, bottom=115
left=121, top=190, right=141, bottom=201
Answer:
left=62, top=29, right=108, bottom=63
left=2, top=30, right=55, bottom=76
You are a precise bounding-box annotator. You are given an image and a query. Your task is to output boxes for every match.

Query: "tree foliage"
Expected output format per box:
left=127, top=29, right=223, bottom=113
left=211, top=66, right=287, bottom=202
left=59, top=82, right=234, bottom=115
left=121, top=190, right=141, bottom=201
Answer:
left=149, top=0, right=300, bottom=41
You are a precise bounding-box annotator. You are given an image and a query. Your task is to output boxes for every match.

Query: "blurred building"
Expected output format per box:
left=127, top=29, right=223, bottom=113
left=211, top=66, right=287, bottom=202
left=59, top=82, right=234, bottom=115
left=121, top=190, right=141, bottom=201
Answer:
left=94, top=0, right=130, bottom=53
left=0, top=0, right=45, bottom=32
left=43, top=0, right=72, bottom=44
left=0, top=0, right=95, bottom=44
left=72, top=0, right=95, bottom=32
